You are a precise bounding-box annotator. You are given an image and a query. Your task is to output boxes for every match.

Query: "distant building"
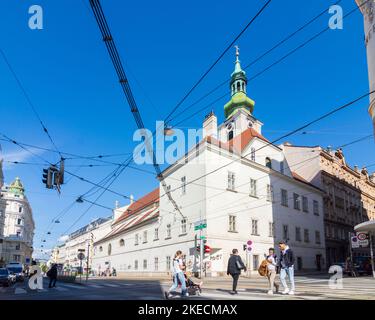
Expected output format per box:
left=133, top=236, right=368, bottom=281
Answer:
left=284, top=145, right=375, bottom=266
left=0, top=176, right=35, bottom=266
left=356, top=0, right=375, bottom=133
left=52, top=216, right=112, bottom=273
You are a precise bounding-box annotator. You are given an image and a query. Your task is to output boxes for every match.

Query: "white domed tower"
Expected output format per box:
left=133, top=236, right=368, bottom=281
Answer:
left=356, top=0, right=375, bottom=134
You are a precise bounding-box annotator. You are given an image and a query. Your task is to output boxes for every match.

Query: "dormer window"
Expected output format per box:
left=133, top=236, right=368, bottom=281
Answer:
left=265, top=157, right=272, bottom=169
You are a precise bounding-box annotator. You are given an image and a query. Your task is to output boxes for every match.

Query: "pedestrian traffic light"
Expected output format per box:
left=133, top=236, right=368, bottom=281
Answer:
left=204, top=245, right=211, bottom=253
left=42, top=168, right=53, bottom=189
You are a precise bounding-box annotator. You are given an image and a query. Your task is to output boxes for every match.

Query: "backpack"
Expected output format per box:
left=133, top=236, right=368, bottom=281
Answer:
left=258, top=260, right=269, bottom=277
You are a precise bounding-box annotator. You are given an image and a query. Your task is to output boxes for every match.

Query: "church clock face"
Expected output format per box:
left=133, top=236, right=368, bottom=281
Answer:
left=247, top=120, right=253, bottom=128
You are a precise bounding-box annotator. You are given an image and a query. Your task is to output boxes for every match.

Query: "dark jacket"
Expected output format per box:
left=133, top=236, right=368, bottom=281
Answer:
left=47, top=265, right=58, bottom=279
left=227, top=254, right=246, bottom=275
left=278, top=248, right=295, bottom=268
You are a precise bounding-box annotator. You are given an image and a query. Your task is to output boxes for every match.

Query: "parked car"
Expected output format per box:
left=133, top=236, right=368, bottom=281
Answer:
left=6, top=263, right=24, bottom=282
left=0, top=268, right=12, bottom=287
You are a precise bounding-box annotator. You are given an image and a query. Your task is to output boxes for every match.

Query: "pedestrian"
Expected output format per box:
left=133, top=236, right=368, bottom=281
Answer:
left=227, top=248, right=246, bottom=295
left=278, top=241, right=295, bottom=295
left=266, top=248, right=280, bottom=295
left=165, top=250, right=188, bottom=299
left=47, top=264, right=58, bottom=288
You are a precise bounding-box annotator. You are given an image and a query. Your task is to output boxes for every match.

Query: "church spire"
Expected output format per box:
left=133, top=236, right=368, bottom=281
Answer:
left=224, top=46, right=255, bottom=119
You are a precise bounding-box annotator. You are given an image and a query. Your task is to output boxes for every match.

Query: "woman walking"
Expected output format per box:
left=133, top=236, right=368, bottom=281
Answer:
left=165, top=250, right=188, bottom=299
left=266, top=248, right=280, bottom=295
left=227, top=248, right=246, bottom=295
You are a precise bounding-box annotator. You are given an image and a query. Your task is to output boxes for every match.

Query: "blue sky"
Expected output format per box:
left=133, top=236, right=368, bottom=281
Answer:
left=0, top=0, right=374, bottom=259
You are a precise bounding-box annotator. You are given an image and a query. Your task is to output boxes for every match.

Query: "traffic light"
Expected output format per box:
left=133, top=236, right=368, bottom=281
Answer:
left=204, top=245, right=211, bottom=253
left=42, top=168, right=53, bottom=189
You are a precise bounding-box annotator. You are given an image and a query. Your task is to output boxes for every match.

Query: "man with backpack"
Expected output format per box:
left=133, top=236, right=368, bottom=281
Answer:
left=227, top=248, right=246, bottom=295
left=278, top=241, right=295, bottom=295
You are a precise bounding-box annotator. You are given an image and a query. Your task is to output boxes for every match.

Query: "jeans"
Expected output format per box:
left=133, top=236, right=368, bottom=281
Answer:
left=231, top=273, right=240, bottom=292
left=168, top=272, right=187, bottom=296
left=280, top=266, right=295, bottom=291
left=48, top=278, right=57, bottom=288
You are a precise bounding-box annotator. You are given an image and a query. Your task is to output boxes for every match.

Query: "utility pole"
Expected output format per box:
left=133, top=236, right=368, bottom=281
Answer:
left=86, top=240, right=90, bottom=282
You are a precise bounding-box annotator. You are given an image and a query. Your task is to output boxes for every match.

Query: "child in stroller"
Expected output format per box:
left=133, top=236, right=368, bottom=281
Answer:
left=178, top=271, right=203, bottom=296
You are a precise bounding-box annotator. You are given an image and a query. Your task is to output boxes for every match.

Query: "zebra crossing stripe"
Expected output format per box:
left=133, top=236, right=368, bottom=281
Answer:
left=59, top=284, right=86, bottom=290
left=14, top=288, right=27, bottom=295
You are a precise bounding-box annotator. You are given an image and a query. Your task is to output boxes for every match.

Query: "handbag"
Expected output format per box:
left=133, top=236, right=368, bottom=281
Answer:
left=236, top=259, right=244, bottom=270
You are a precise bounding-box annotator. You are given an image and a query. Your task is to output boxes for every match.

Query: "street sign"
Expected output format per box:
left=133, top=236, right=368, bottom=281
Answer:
left=351, top=233, right=369, bottom=249
left=77, top=252, right=85, bottom=260
left=194, top=219, right=207, bottom=231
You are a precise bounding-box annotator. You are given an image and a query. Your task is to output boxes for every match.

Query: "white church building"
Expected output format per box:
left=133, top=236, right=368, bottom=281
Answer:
left=90, top=49, right=326, bottom=276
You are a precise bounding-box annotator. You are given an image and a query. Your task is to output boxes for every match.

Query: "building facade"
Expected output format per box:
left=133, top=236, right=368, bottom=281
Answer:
left=356, top=0, right=375, bottom=132
left=51, top=216, right=112, bottom=272
left=90, top=50, right=326, bottom=276
left=284, top=145, right=375, bottom=266
left=0, top=176, right=35, bottom=266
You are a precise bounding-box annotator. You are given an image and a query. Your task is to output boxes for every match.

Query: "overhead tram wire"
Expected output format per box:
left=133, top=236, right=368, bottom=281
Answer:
left=89, top=0, right=199, bottom=219
left=170, top=0, right=370, bottom=128
left=0, top=48, right=63, bottom=160
left=162, top=0, right=273, bottom=124
left=168, top=0, right=343, bottom=124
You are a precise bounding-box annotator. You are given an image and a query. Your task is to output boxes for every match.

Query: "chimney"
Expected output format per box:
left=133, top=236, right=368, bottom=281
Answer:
left=130, top=194, right=134, bottom=205
left=203, top=111, right=217, bottom=139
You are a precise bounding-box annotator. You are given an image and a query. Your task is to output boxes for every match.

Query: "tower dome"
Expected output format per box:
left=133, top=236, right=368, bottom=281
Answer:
left=224, top=46, right=255, bottom=119
left=8, top=177, right=25, bottom=196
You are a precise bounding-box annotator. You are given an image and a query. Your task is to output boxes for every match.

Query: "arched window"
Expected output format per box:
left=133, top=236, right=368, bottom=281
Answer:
left=228, top=130, right=234, bottom=141
left=236, top=82, right=241, bottom=92
left=265, top=157, right=272, bottom=169
left=119, top=239, right=125, bottom=247
left=108, top=243, right=112, bottom=256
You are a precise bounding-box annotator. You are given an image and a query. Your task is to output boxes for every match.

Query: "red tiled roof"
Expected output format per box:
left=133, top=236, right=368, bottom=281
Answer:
left=114, top=188, right=159, bottom=225
left=206, top=128, right=269, bottom=154
left=96, top=209, right=159, bottom=245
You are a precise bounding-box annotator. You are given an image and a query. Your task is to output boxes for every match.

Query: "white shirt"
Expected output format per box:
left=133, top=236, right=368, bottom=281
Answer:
left=267, top=255, right=277, bottom=271
left=172, top=258, right=183, bottom=274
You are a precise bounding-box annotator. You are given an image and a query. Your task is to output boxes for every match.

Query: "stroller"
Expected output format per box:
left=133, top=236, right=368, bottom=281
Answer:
left=178, top=272, right=202, bottom=296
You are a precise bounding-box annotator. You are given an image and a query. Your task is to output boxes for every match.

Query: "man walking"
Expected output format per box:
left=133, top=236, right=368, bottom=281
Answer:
left=47, top=264, right=58, bottom=288
left=278, top=241, right=295, bottom=295
left=227, top=248, right=246, bottom=295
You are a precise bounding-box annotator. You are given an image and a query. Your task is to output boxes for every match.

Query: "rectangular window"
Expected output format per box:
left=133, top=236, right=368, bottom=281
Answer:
left=293, top=193, right=300, bottom=210
left=313, top=200, right=319, bottom=216
left=181, top=219, right=187, bottom=234
left=166, top=224, right=171, bottom=239
left=295, top=227, right=301, bottom=242
left=227, top=172, right=235, bottom=191
left=266, top=184, right=273, bottom=202
left=15, top=244, right=20, bottom=250
left=250, top=148, right=256, bottom=161
left=17, top=218, right=22, bottom=225
left=154, top=257, right=159, bottom=271
left=250, top=179, right=257, bottom=197
left=304, top=229, right=310, bottom=243
left=143, top=230, right=148, bottom=243
left=268, top=222, right=275, bottom=237
left=281, top=189, right=288, bottom=207
left=283, top=225, right=289, bottom=241
left=251, top=219, right=259, bottom=236
left=280, top=161, right=284, bottom=174
left=315, top=231, right=321, bottom=244
left=154, top=228, right=159, bottom=241
left=229, top=215, right=236, bottom=232
left=135, top=234, right=139, bottom=245
left=252, top=255, right=259, bottom=271
left=181, top=176, right=186, bottom=195
left=134, top=260, right=138, bottom=270
left=143, top=259, right=147, bottom=270
left=302, top=196, right=308, bottom=213
left=166, top=256, right=171, bottom=271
